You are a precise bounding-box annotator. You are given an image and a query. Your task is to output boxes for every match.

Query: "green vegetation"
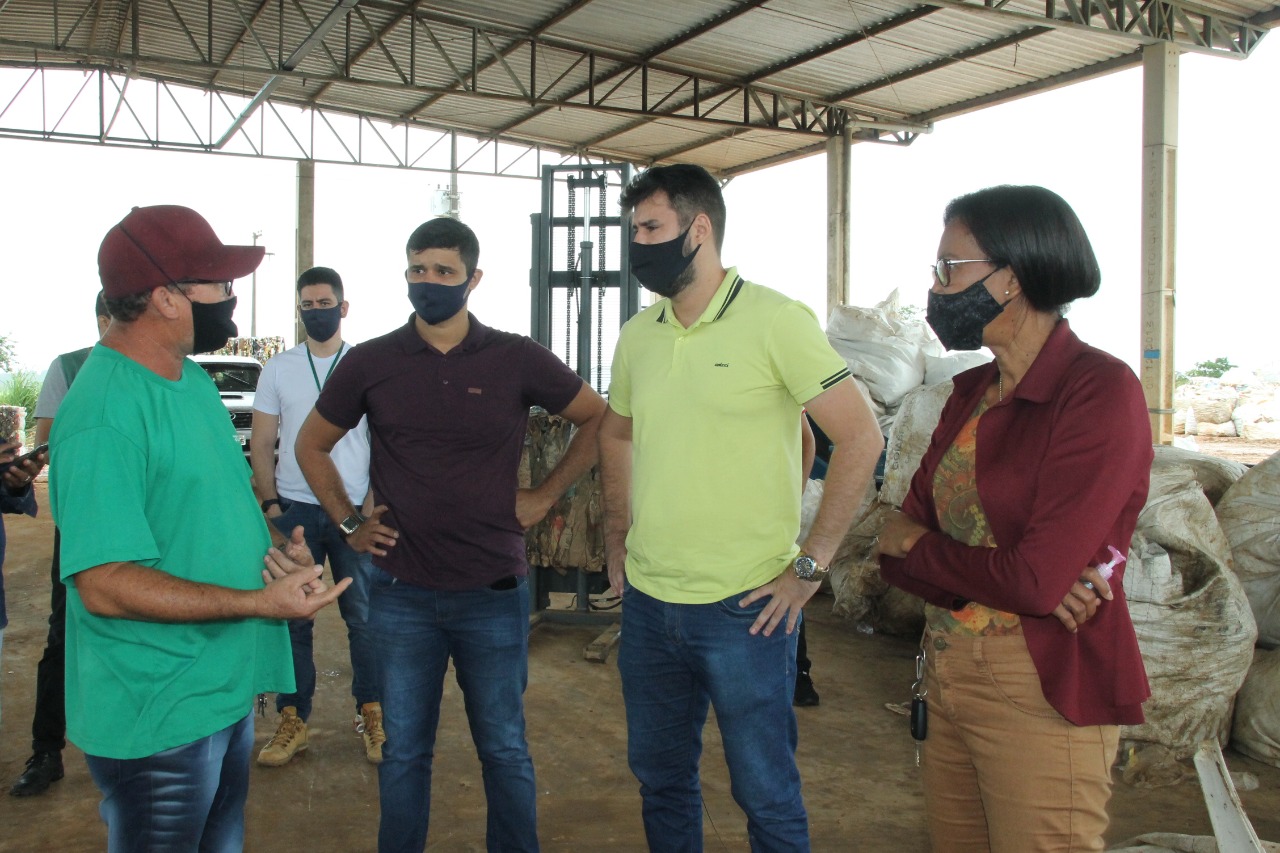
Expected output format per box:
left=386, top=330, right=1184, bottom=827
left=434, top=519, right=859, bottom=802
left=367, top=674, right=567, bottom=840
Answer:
left=1176, top=356, right=1236, bottom=387
left=0, top=369, right=42, bottom=442
left=0, top=333, right=15, bottom=373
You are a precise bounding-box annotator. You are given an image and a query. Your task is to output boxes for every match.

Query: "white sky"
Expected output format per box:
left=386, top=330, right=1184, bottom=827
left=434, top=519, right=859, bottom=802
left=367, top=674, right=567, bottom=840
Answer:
left=2, top=40, right=1277, bottom=377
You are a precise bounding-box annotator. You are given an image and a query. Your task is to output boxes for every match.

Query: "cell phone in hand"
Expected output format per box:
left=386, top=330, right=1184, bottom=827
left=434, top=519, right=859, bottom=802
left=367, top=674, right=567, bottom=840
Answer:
left=16, top=443, right=49, bottom=465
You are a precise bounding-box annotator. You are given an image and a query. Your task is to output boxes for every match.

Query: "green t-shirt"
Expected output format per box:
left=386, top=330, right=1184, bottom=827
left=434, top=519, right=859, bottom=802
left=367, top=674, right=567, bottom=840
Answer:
left=607, top=269, right=851, bottom=603
left=50, top=345, right=293, bottom=759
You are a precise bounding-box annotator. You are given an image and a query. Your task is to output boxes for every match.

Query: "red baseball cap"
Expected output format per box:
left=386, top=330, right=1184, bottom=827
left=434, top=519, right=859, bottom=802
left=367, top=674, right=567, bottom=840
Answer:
left=98, top=205, right=265, bottom=298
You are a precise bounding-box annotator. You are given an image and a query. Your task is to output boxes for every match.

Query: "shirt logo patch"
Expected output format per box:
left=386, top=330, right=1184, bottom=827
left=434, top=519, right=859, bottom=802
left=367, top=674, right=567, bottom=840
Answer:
left=714, top=362, right=730, bottom=368
left=468, top=387, right=483, bottom=394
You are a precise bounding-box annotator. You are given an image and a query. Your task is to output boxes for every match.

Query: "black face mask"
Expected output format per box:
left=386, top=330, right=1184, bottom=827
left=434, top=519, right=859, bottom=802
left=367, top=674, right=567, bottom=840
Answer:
left=407, top=278, right=471, bottom=325
left=925, top=270, right=1009, bottom=351
left=630, top=224, right=700, bottom=298
left=189, top=295, right=239, bottom=354
left=300, top=305, right=342, bottom=342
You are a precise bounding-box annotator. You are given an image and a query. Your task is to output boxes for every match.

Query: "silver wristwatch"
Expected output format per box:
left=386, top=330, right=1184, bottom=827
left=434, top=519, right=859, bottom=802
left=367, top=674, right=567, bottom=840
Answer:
left=792, top=551, right=829, bottom=583
left=339, top=513, right=366, bottom=537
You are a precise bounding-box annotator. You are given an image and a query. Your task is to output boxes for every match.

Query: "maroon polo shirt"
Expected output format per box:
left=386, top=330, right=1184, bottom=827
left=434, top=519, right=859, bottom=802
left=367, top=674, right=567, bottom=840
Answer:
left=317, top=314, right=584, bottom=590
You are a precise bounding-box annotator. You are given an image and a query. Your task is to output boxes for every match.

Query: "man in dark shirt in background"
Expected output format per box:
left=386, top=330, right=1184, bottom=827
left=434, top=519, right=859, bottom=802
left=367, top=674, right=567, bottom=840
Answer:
left=296, top=217, right=606, bottom=853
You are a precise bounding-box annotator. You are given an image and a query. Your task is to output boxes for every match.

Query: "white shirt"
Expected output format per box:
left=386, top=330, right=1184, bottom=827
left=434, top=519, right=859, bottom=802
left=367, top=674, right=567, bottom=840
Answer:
left=254, top=342, right=370, bottom=505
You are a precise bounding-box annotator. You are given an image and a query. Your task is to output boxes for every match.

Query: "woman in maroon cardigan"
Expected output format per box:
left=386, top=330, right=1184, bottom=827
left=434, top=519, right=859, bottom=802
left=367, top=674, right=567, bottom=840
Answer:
left=878, top=185, right=1152, bottom=852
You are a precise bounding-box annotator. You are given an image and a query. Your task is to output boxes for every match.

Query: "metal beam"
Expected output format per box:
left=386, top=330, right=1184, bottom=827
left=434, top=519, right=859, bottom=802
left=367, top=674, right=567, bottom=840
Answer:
left=214, top=0, right=358, bottom=149
left=920, top=0, right=1267, bottom=57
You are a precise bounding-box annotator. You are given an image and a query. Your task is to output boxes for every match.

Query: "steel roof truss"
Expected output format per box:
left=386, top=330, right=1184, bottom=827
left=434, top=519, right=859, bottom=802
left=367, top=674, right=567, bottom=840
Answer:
left=930, top=0, right=1266, bottom=56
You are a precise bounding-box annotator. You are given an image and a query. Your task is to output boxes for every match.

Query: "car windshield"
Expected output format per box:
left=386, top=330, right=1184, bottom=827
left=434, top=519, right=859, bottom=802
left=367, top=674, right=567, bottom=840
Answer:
left=202, top=365, right=260, bottom=393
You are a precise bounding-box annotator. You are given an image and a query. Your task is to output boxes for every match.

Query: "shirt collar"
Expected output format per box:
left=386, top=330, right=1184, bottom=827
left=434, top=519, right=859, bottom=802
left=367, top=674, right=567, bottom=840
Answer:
left=655, top=267, right=745, bottom=328
left=395, top=311, right=490, bottom=354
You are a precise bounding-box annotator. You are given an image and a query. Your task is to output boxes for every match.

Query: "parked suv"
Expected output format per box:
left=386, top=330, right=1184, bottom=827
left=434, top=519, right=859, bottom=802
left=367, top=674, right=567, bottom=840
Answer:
left=190, top=354, right=262, bottom=460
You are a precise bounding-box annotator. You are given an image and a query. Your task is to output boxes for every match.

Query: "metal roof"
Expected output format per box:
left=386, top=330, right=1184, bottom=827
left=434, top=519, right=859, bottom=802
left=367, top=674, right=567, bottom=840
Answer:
left=0, top=0, right=1276, bottom=177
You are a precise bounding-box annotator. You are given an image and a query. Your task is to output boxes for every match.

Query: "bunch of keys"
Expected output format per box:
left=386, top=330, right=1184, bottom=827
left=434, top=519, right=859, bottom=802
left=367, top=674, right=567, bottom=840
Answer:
left=910, top=646, right=928, bottom=767
left=256, top=693, right=268, bottom=717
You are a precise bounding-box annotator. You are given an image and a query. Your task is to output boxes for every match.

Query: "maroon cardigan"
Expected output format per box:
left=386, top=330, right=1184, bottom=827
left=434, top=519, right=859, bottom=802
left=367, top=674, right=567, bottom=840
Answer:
left=881, top=321, right=1152, bottom=726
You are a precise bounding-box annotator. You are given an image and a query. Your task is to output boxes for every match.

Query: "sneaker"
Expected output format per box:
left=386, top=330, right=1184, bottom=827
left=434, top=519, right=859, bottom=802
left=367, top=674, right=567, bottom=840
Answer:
left=793, top=671, right=821, bottom=707
left=257, top=707, right=308, bottom=767
left=10, top=750, right=64, bottom=797
left=357, top=702, right=386, bottom=765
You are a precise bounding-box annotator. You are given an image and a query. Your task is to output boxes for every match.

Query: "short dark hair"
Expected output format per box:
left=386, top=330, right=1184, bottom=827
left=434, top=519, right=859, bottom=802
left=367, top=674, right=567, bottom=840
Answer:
left=105, top=291, right=153, bottom=323
left=944, top=185, right=1100, bottom=315
left=620, top=164, right=727, bottom=251
left=297, top=266, right=344, bottom=301
left=406, top=218, right=480, bottom=279
left=95, top=290, right=108, bottom=319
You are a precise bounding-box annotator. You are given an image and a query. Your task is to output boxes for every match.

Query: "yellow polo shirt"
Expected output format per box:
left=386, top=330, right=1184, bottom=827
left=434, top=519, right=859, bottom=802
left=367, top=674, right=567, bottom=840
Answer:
left=608, top=268, right=850, bottom=603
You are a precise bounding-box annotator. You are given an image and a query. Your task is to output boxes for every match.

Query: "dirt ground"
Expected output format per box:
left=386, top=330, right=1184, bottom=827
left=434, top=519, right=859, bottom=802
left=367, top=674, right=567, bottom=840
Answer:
left=2, top=482, right=1279, bottom=852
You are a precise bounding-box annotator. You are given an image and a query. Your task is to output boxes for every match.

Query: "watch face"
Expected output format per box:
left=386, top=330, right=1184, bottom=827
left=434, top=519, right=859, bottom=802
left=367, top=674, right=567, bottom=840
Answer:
left=794, top=555, right=817, bottom=579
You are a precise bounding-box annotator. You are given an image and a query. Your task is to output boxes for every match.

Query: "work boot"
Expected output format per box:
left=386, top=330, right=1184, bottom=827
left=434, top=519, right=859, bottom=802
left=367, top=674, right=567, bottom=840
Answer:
left=10, top=751, right=64, bottom=797
left=257, top=707, right=308, bottom=767
left=793, top=671, right=820, bottom=707
left=357, top=702, right=386, bottom=765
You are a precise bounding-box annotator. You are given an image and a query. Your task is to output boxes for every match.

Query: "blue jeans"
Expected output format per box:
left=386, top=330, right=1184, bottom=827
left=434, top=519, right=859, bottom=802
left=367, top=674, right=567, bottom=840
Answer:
left=369, top=568, right=538, bottom=853
left=271, top=498, right=379, bottom=718
left=84, top=713, right=253, bottom=853
left=618, top=586, right=808, bottom=853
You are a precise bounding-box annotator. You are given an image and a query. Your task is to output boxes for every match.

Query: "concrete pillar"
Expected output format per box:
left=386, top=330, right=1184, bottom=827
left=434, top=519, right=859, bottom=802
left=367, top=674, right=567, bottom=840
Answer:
left=1140, top=43, right=1179, bottom=445
left=295, top=159, right=316, bottom=345
left=826, top=128, right=852, bottom=319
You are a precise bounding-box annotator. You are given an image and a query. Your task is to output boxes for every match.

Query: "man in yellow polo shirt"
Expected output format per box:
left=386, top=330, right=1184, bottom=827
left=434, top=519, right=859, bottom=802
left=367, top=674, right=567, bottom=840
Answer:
left=600, top=164, right=882, bottom=851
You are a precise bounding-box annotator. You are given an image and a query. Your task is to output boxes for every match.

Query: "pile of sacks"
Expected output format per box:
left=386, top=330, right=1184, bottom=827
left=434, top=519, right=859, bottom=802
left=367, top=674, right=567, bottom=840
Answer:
left=1174, top=371, right=1280, bottom=441
left=825, top=290, right=988, bottom=437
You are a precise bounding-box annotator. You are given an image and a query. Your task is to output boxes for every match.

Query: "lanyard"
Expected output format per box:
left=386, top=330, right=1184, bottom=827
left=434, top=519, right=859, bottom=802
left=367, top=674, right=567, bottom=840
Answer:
left=306, top=342, right=345, bottom=393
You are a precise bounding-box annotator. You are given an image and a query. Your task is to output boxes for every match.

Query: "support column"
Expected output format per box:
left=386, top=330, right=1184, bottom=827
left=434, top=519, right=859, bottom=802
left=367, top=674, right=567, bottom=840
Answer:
left=826, top=128, right=852, bottom=319
left=1141, top=43, right=1178, bottom=445
left=295, top=159, right=316, bottom=345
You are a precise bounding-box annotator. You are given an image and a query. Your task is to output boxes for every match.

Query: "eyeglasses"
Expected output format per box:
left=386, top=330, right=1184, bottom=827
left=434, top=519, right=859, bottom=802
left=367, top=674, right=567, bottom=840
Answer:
left=172, top=280, right=234, bottom=298
left=932, top=258, right=995, bottom=288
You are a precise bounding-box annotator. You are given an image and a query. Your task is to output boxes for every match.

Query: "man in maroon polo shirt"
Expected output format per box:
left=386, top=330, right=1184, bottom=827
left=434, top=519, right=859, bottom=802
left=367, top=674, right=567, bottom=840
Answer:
left=295, top=217, right=606, bottom=853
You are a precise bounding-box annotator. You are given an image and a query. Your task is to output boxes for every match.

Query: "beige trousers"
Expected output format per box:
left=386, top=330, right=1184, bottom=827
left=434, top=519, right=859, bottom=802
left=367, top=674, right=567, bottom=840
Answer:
left=920, top=632, right=1120, bottom=853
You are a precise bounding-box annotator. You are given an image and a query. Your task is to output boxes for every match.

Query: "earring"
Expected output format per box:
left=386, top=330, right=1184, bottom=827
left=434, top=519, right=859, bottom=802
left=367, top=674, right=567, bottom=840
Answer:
left=1004, top=290, right=1010, bottom=296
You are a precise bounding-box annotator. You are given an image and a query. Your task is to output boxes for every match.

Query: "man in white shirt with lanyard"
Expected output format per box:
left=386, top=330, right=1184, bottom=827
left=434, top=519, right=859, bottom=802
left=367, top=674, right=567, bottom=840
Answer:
left=251, top=266, right=384, bottom=767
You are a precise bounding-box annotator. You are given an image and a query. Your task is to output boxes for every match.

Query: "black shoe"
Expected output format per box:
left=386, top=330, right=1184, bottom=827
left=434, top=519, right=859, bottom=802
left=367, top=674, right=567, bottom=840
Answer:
left=10, top=751, right=64, bottom=797
left=793, top=672, right=820, bottom=707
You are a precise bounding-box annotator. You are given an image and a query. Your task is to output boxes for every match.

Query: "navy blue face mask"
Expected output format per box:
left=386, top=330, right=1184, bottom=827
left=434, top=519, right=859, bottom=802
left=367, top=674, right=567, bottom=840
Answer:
left=925, top=269, right=1009, bottom=351
left=408, top=277, right=471, bottom=325
left=300, top=304, right=342, bottom=342
left=630, top=224, right=699, bottom=298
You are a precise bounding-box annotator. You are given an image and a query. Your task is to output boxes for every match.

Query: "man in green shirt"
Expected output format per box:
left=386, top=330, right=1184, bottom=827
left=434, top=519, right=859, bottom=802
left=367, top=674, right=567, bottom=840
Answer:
left=51, top=205, right=348, bottom=852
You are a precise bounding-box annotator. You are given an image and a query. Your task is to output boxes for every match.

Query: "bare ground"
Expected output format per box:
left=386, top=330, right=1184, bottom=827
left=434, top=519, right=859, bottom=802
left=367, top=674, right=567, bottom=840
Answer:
left=2, top=481, right=1279, bottom=852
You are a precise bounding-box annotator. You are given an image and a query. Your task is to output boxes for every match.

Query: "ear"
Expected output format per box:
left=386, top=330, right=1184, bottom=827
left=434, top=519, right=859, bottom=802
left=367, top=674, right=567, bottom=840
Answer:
left=467, top=268, right=484, bottom=294
left=152, top=286, right=185, bottom=320
left=339, top=300, right=350, bottom=319
left=690, top=212, right=713, bottom=248
left=1000, top=269, right=1023, bottom=304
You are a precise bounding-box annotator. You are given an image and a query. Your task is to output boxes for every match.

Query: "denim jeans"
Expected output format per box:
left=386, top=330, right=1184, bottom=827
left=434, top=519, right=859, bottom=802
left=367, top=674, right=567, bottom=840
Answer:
left=271, top=498, right=379, bottom=718
left=618, top=586, right=808, bottom=853
left=84, top=713, right=253, bottom=853
left=368, top=567, right=538, bottom=853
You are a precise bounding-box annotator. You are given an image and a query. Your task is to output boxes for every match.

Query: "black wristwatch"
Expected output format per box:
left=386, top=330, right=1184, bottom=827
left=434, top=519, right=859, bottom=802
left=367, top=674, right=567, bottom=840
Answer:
left=260, top=498, right=282, bottom=514
left=792, top=551, right=830, bottom=583
left=339, top=513, right=366, bottom=537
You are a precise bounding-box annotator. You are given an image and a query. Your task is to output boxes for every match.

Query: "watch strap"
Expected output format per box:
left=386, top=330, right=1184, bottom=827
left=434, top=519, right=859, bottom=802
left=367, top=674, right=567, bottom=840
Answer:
left=261, top=498, right=281, bottom=513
